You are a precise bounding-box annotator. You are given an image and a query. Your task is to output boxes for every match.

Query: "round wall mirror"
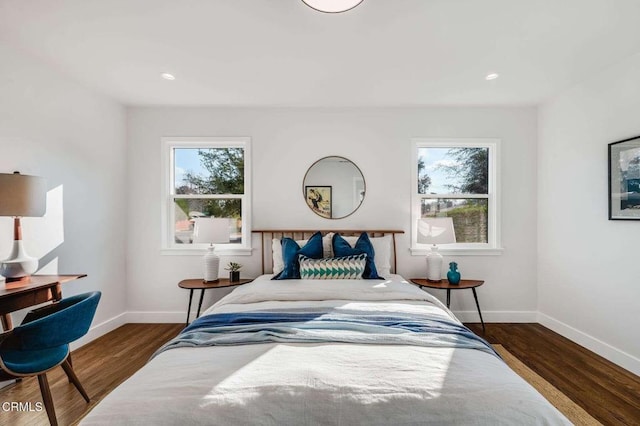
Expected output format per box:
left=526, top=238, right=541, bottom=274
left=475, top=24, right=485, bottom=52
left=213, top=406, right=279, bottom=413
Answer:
left=302, top=156, right=365, bottom=219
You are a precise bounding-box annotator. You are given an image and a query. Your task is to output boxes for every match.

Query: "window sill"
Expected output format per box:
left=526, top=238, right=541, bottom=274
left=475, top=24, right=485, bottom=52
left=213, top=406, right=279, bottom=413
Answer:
left=410, top=247, right=504, bottom=256
left=160, top=247, right=254, bottom=256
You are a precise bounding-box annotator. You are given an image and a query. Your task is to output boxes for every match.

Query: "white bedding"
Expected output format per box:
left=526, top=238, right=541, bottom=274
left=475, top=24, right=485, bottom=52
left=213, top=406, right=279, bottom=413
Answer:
left=82, top=275, right=570, bottom=425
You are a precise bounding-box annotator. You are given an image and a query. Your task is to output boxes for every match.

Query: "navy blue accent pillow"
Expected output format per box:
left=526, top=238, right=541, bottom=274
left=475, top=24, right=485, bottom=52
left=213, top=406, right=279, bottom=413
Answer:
left=272, top=231, right=324, bottom=280
left=332, top=232, right=382, bottom=279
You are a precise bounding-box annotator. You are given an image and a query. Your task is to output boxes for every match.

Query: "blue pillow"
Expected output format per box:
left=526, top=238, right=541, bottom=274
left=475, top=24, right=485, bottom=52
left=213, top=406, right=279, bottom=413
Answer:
left=272, top=231, right=324, bottom=280
left=332, top=233, right=382, bottom=279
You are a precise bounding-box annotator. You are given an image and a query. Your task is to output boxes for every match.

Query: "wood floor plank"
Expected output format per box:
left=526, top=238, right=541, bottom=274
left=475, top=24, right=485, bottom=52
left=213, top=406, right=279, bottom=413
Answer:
left=1, top=322, right=638, bottom=425
left=466, top=323, right=640, bottom=425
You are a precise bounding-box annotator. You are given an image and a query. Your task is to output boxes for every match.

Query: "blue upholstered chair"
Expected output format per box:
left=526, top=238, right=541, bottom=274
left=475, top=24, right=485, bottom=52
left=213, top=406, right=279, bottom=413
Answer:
left=0, top=291, right=101, bottom=426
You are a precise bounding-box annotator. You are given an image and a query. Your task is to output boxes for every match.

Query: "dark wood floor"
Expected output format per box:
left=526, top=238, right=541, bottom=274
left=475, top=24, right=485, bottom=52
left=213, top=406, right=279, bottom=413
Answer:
left=467, top=323, right=640, bottom=425
left=1, top=323, right=638, bottom=425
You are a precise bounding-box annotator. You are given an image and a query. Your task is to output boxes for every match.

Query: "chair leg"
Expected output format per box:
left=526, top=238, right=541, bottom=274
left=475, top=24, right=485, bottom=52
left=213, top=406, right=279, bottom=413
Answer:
left=61, top=359, right=90, bottom=402
left=67, top=352, right=73, bottom=383
left=37, top=373, right=58, bottom=426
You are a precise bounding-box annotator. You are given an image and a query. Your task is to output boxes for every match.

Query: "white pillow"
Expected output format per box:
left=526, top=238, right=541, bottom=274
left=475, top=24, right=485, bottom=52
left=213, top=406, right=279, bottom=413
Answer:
left=342, top=234, right=392, bottom=278
left=272, top=233, right=334, bottom=274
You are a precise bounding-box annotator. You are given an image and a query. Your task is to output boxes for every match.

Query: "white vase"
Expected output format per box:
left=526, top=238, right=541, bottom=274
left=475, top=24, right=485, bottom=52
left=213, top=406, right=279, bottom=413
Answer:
left=203, top=246, right=220, bottom=282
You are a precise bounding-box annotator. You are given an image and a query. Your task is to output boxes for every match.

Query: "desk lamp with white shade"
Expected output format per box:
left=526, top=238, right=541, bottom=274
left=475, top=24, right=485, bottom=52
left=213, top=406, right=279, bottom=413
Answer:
left=192, top=217, right=231, bottom=283
left=417, top=217, right=456, bottom=282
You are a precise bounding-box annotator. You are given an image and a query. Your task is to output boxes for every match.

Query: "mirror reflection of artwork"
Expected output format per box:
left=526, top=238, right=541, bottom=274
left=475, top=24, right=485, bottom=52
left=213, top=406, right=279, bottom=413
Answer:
left=305, top=186, right=332, bottom=218
left=303, top=156, right=365, bottom=219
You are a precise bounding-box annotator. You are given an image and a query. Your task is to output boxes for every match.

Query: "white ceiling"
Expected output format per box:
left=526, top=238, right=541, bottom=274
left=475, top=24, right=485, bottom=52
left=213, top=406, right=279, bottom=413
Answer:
left=2, top=0, right=640, bottom=107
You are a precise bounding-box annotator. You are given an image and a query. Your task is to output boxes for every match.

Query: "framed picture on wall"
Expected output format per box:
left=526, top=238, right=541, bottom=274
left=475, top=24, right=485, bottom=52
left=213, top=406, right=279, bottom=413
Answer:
left=305, top=186, right=332, bottom=219
left=609, top=135, right=640, bottom=220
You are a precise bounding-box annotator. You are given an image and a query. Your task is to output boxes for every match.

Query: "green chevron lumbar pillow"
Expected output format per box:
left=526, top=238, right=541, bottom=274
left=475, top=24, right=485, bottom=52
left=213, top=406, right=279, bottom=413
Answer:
left=298, top=253, right=367, bottom=280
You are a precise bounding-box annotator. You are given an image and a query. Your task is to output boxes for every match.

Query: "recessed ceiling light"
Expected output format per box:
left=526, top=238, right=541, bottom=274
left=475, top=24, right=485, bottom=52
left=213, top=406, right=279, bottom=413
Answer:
left=485, top=73, right=499, bottom=81
left=161, top=73, right=176, bottom=81
left=301, top=0, right=364, bottom=13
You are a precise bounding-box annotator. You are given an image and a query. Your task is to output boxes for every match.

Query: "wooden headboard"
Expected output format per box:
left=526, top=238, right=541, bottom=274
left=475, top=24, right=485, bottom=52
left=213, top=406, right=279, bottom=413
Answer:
left=252, top=229, right=404, bottom=275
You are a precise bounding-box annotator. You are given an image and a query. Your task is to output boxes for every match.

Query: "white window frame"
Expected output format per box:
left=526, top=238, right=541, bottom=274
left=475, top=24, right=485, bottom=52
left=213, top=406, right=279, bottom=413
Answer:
left=161, top=137, right=252, bottom=255
left=411, top=138, right=502, bottom=256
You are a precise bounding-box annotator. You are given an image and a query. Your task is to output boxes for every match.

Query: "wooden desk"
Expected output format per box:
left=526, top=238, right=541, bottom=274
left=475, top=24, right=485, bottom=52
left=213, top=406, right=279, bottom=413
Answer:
left=0, top=275, right=87, bottom=330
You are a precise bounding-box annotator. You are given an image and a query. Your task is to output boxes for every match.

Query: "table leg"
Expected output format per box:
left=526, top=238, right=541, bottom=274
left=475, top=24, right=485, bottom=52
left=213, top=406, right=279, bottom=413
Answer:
left=186, top=289, right=194, bottom=326
left=1, top=313, right=13, bottom=331
left=446, top=289, right=451, bottom=308
left=196, top=290, right=205, bottom=318
left=471, top=288, right=486, bottom=333
left=51, top=283, right=63, bottom=302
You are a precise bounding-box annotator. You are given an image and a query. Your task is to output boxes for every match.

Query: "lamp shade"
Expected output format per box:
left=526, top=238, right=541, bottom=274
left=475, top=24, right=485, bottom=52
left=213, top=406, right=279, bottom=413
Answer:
left=301, top=0, right=364, bottom=13
left=192, top=218, right=231, bottom=244
left=417, top=217, right=456, bottom=245
left=0, top=172, right=47, bottom=217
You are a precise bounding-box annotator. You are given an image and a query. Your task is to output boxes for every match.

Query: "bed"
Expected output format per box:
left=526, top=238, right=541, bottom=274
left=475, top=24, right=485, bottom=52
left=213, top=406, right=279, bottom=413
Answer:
left=81, top=230, right=570, bottom=425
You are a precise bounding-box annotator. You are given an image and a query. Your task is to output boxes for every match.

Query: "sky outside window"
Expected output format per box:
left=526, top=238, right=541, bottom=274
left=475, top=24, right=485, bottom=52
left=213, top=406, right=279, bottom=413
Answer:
left=174, top=149, right=208, bottom=189
left=418, top=148, right=464, bottom=194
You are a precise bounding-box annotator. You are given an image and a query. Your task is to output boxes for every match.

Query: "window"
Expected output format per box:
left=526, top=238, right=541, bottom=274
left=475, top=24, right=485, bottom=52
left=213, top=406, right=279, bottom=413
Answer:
left=161, top=137, right=251, bottom=255
left=411, top=138, right=501, bottom=254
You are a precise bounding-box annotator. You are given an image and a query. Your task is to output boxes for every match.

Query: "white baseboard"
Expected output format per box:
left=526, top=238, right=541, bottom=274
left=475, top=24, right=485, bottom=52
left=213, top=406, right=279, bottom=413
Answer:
left=125, top=311, right=188, bottom=324
left=538, top=312, right=640, bottom=377
left=453, top=310, right=537, bottom=323
left=70, top=312, right=128, bottom=351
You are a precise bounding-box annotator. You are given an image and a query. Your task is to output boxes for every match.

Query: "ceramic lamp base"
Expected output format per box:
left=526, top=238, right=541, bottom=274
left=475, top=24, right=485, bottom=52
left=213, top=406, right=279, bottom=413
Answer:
left=0, top=240, right=38, bottom=282
left=426, top=245, right=443, bottom=282
left=203, top=245, right=220, bottom=282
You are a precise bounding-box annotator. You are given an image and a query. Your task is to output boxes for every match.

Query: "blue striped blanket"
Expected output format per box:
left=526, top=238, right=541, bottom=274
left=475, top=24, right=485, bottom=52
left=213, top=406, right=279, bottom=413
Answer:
left=153, top=308, right=498, bottom=359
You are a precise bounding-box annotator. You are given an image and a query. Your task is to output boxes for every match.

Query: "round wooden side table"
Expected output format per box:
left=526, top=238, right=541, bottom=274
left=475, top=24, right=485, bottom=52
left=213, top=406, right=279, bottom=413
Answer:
left=410, top=278, right=485, bottom=332
left=178, top=278, right=253, bottom=325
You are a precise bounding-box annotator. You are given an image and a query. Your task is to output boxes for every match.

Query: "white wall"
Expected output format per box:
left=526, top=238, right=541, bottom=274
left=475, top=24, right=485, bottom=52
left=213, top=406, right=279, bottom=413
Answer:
left=538, top=53, right=640, bottom=375
left=0, top=45, right=128, bottom=342
left=127, top=107, right=538, bottom=323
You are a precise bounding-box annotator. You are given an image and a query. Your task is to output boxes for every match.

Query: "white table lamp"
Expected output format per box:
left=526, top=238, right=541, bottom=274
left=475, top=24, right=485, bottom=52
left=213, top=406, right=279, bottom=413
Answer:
left=417, top=217, right=456, bottom=282
left=193, top=218, right=231, bottom=283
left=0, top=172, right=47, bottom=282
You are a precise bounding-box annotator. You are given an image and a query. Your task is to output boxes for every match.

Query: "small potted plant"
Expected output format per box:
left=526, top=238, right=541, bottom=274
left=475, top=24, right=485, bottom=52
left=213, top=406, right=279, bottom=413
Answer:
left=226, top=262, right=242, bottom=282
